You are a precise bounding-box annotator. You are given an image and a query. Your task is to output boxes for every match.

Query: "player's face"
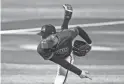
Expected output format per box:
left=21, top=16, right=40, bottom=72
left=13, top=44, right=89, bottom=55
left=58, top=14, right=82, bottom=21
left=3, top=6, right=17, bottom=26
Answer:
left=37, top=29, right=45, bottom=37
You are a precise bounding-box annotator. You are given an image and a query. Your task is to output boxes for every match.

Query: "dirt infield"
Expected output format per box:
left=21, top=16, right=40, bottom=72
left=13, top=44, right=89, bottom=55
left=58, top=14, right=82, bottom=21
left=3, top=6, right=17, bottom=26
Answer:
left=1, top=63, right=124, bottom=84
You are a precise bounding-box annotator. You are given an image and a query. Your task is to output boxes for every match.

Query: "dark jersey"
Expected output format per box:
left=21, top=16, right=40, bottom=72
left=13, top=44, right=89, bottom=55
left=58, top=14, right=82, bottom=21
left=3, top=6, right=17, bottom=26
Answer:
left=37, top=28, right=79, bottom=60
left=37, top=27, right=91, bottom=76
left=54, top=28, right=78, bottom=58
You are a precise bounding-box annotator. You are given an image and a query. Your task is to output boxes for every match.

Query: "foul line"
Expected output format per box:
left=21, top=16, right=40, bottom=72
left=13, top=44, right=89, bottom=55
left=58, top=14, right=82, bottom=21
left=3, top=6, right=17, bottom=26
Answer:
left=19, top=44, right=124, bottom=51
left=1, top=20, right=124, bottom=34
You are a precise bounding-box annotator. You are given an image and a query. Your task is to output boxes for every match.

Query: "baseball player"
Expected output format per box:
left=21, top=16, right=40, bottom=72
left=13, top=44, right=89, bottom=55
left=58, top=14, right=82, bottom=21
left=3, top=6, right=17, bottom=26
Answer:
left=37, top=4, right=92, bottom=84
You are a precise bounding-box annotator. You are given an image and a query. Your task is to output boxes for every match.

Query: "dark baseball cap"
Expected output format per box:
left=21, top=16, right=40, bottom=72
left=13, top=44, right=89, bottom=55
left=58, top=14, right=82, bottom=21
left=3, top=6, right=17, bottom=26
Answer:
left=37, top=24, right=56, bottom=38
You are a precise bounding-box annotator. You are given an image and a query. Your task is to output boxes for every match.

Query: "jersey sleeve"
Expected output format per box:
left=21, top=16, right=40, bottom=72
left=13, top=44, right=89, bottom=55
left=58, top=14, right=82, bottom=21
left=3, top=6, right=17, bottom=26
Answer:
left=76, top=27, right=92, bottom=44
left=50, top=55, right=82, bottom=76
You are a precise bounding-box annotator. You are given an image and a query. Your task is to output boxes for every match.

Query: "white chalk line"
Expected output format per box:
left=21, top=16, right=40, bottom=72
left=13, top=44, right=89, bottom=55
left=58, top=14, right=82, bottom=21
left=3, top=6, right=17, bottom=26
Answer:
left=2, top=30, right=124, bottom=35
left=2, top=44, right=124, bottom=51
left=1, top=20, right=124, bottom=34
left=91, top=31, right=124, bottom=35
left=19, top=44, right=124, bottom=51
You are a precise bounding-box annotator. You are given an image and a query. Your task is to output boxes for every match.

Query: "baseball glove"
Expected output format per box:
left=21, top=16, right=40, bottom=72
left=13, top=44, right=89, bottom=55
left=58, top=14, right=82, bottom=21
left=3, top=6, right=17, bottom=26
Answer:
left=72, top=40, right=91, bottom=57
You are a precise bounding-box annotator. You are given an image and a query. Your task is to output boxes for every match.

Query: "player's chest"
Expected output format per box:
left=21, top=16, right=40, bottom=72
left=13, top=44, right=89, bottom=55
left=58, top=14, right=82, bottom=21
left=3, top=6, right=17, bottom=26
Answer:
left=55, top=47, right=69, bottom=54
left=55, top=42, right=72, bottom=54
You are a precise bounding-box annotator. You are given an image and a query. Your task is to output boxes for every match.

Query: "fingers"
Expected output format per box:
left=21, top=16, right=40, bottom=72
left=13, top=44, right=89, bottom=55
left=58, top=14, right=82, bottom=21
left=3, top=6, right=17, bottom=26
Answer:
left=79, top=70, right=92, bottom=80
left=85, top=75, right=92, bottom=80
left=62, top=4, right=73, bottom=12
left=84, top=70, right=89, bottom=74
left=62, top=4, right=73, bottom=20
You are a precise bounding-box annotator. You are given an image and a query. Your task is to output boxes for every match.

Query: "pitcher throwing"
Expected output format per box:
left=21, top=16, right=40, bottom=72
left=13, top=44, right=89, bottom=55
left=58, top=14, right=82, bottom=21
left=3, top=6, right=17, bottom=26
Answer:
left=37, top=4, right=92, bottom=84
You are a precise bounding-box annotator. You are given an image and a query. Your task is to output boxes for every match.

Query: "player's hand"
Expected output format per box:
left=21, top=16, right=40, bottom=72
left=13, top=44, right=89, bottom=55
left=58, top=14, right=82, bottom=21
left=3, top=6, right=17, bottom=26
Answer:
left=62, top=4, right=73, bottom=19
left=63, top=4, right=73, bottom=12
left=79, top=70, right=92, bottom=80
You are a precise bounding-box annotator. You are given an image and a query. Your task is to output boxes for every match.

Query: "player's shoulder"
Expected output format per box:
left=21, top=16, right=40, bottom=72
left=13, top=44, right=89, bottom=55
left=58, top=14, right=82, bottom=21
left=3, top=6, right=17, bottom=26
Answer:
left=70, top=27, right=79, bottom=33
left=66, top=27, right=79, bottom=37
left=60, top=27, right=79, bottom=39
left=62, top=27, right=79, bottom=34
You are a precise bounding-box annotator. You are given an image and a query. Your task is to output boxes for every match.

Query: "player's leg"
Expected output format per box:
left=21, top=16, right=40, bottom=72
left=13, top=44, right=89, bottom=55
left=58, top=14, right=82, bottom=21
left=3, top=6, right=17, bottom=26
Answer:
left=61, top=4, right=73, bottom=30
left=62, top=54, right=74, bottom=83
left=54, top=54, right=74, bottom=84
